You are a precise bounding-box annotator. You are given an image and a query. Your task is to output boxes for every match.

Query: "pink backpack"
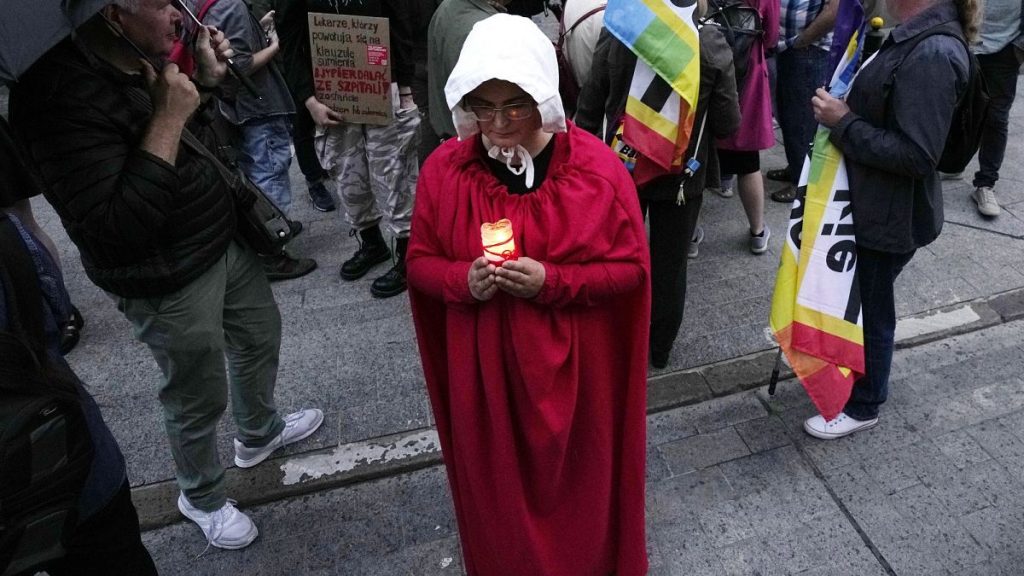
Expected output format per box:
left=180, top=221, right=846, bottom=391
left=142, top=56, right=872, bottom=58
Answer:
left=168, top=0, right=221, bottom=76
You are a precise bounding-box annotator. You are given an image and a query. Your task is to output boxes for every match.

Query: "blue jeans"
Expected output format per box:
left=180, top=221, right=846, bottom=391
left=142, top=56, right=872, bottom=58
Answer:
left=776, top=46, right=830, bottom=185
left=238, top=116, right=294, bottom=214
left=843, top=247, right=916, bottom=421
left=973, top=43, right=1021, bottom=188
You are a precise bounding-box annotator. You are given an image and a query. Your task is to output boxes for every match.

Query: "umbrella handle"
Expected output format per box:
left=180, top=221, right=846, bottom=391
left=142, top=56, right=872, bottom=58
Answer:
left=170, top=0, right=261, bottom=100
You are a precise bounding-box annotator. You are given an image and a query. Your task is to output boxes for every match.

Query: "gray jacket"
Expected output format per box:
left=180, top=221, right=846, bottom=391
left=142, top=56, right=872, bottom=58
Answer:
left=204, top=0, right=295, bottom=125
left=829, top=0, right=970, bottom=253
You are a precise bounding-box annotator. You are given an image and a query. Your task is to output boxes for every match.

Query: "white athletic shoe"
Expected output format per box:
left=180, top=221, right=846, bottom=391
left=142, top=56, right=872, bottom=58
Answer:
left=971, top=186, right=1001, bottom=217
left=177, top=494, right=258, bottom=550
left=803, top=412, right=878, bottom=440
left=234, top=408, right=324, bottom=469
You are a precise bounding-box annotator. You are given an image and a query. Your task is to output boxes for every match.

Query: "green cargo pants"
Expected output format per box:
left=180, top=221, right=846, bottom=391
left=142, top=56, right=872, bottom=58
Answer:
left=118, top=241, right=285, bottom=512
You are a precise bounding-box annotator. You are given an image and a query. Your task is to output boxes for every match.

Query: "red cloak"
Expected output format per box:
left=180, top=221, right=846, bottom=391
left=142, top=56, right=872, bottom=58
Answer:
left=407, top=122, right=651, bottom=576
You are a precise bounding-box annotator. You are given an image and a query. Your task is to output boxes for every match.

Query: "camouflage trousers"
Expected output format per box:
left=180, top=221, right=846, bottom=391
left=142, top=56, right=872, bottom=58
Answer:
left=316, top=90, right=421, bottom=238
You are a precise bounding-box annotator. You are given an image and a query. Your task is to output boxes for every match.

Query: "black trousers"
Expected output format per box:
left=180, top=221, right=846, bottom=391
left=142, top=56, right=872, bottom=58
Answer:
left=39, top=480, right=158, bottom=576
left=973, top=43, right=1022, bottom=188
left=642, top=193, right=703, bottom=364
left=291, top=104, right=328, bottom=185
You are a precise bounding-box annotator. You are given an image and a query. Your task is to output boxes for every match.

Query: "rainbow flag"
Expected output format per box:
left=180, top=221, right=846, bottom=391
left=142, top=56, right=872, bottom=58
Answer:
left=769, top=0, right=867, bottom=421
left=604, top=0, right=701, bottom=186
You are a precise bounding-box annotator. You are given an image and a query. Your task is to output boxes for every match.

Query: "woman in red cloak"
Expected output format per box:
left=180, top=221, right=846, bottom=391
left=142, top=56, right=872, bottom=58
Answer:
left=406, top=13, right=651, bottom=576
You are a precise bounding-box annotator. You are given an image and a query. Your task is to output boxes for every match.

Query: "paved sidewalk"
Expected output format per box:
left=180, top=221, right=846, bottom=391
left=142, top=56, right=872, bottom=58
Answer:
left=142, top=319, right=1024, bottom=575
left=3, top=51, right=1023, bottom=576
left=13, top=70, right=1020, bottom=510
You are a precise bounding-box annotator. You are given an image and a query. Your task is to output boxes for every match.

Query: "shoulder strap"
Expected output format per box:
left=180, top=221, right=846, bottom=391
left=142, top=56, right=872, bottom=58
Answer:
left=122, top=85, right=239, bottom=188
left=890, top=25, right=969, bottom=77
left=197, top=0, right=223, bottom=21
left=887, top=25, right=971, bottom=105
left=559, top=4, right=606, bottom=44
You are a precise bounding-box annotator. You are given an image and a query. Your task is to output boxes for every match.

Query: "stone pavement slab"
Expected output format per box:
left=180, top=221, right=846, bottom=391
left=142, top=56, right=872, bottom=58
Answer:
left=4, top=51, right=1024, bottom=576
left=142, top=319, right=1024, bottom=575
left=5, top=76, right=1024, bottom=531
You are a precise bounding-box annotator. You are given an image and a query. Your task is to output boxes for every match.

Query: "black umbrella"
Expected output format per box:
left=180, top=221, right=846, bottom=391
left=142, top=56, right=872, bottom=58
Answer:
left=0, top=0, right=109, bottom=84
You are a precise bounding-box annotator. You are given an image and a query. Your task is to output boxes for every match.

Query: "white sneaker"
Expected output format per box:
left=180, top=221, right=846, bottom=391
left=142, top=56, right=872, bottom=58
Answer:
left=688, top=225, right=704, bottom=259
left=749, top=226, right=770, bottom=255
left=707, top=185, right=734, bottom=198
left=971, top=186, right=1001, bottom=217
left=234, top=408, right=324, bottom=469
left=177, top=493, right=258, bottom=550
left=803, top=412, right=878, bottom=440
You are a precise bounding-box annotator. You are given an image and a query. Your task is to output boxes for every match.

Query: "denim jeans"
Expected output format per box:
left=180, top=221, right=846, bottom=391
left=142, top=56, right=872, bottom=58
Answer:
left=843, top=246, right=916, bottom=421
left=776, top=46, right=830, bottom=185
left=238, top=115, right=294, bottom=214
left=973, top=43, right=1022, bottom=189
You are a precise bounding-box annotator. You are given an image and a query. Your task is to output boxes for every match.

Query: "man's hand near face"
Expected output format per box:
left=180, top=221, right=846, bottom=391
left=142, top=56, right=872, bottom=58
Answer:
left=140, top=60, right=198, bottom=164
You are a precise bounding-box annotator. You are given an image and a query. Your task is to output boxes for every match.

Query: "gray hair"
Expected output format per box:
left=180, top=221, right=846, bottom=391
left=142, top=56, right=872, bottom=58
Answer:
left=112, top=0, right=140, bottom=13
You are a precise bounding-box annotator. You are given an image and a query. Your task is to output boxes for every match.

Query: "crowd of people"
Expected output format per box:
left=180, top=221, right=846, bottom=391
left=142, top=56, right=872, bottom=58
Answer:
left=0, top=0, right=1017, bottom=573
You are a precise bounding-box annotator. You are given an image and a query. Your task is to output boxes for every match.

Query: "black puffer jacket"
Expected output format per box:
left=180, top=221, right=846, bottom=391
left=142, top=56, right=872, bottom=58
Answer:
left=10, top=39, right=235, bottom=298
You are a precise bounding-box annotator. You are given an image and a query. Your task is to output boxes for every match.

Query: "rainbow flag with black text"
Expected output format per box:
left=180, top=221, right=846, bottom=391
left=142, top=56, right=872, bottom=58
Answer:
left=604, top=0, right=700, bottom=186
left=769, top=0, right=867, bottom=421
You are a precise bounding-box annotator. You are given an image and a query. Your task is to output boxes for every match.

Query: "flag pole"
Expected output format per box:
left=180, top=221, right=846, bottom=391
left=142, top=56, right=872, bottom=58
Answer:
left=768, top=347, right=783, bottom=396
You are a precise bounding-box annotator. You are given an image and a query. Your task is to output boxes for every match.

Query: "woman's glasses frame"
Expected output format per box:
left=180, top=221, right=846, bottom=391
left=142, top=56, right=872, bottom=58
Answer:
left=463, top=101, right=537, bottom=122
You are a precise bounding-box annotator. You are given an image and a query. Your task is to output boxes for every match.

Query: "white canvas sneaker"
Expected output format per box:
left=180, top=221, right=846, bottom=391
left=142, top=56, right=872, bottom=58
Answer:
left=177, top=493, right=258, bottom=550
left=234, top=408, right=324, bottom=469
left=971, top=186, right=1001, bottom=217
left=804, top=412, right=878, bottom=440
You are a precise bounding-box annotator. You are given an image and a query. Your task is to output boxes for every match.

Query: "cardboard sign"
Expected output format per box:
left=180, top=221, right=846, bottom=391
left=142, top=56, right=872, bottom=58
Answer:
left=307, top=13, right=392, bottom=126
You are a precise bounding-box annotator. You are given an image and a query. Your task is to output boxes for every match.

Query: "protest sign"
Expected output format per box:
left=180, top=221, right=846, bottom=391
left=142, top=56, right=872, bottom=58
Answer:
left=307, top=13, right=392, bottom=125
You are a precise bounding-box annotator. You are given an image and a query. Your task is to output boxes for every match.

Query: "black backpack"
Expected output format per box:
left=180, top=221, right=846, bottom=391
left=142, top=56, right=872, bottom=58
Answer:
left=699, top=0, right=763, bottom=96
left=889, top=26, right=990, bottom=174
left=0, top=216, right=94, bottom=576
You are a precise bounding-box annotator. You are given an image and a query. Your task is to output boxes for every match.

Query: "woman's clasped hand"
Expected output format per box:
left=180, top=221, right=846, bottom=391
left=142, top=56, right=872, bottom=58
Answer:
left=469, top=257, right=546, bottom=301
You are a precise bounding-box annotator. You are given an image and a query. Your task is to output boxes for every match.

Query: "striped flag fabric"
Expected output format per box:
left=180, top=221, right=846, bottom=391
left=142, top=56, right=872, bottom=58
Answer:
left=769, top=0, right=867, bottom=421
left=604, top=0, right=701, bottom=186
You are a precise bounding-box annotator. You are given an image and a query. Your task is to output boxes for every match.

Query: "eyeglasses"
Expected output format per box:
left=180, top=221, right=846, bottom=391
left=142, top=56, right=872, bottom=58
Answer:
left=463, top=101, right=536, bottom=122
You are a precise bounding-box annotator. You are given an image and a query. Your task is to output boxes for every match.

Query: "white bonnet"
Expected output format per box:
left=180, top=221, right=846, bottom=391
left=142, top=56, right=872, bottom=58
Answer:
left=444, top=13, right=567, bottom=140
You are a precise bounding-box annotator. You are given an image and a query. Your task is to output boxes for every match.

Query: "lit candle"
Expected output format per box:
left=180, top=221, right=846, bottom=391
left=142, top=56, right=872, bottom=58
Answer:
left=481, top=218, right=518, bottom=264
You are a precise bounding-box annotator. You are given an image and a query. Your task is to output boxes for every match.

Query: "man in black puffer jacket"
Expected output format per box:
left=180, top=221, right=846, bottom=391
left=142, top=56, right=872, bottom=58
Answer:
left=9, top=0, right=324, bottom=551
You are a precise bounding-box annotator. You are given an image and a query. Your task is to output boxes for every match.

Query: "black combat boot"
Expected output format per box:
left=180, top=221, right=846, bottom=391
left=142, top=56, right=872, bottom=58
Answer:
left=370, top=237, right=408, bottom=298
left=340, top=225, right=391, bottom=280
